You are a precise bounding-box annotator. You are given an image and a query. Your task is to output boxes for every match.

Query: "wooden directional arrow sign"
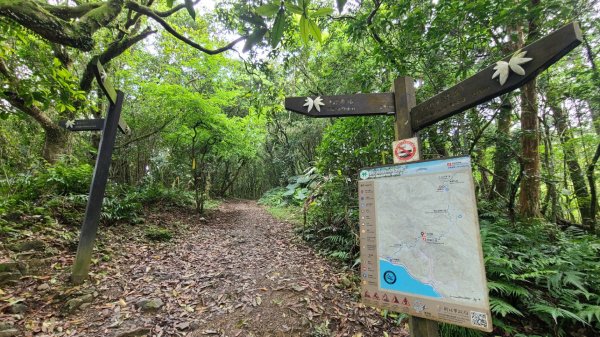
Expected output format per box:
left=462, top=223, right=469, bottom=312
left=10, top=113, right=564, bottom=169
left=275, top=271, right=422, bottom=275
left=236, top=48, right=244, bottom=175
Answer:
left=285, top=93, right=395, bottom=117
left=284, top=22, right=582, bottom=132
left=90, top=61, right=131, bottom=135
left=94, top=61, right=118, bottom=105
left=59, top=119, right=105, bottom=131
left=60, top=118, right=131, bottom=134
left=410, top=22, right=582, bottom=131
left=118, top=118, right=131, bottom=135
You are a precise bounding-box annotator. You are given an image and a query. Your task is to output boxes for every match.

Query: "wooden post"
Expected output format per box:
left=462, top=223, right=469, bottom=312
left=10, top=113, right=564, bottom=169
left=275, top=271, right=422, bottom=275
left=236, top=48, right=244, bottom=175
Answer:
left=393, top=76, right=440, bottom=337
left=71, top=91, right=124, bottom=284
left=393, top=77, right=416, bottom=140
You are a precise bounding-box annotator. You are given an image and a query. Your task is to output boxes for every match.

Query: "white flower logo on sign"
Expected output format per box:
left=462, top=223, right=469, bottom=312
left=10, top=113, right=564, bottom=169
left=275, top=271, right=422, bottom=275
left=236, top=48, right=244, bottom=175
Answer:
left=100, top=69, right=108, bottom=82
left=492, top=50, right=533, bottom=85
left=303, top=96, right=325, bottom=112
left=65, top=120, right=75, bottom=129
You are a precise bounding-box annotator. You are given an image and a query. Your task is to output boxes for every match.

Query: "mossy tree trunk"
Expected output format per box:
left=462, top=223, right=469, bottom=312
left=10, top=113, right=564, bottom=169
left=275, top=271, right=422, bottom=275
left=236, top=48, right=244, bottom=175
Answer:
left=518, top=0, right=542, bottom=219
left=549, top=97, right=593, bottom=228
left=491, top=100, right=513, bottom=202
left=42, top=126, right=70, bottom=164
left=0, top=0, right=122, bottom=51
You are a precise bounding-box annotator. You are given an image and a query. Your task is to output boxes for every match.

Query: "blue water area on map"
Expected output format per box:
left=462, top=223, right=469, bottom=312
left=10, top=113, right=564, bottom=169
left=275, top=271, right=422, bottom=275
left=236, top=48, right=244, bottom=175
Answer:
left=379, top=259, right=442, bottom=298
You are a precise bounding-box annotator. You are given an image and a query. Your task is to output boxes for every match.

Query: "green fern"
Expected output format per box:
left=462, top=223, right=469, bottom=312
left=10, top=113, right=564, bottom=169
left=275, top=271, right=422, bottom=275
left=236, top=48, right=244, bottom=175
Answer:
left=529, top=302, right=588, bottom=325
left=561, top=271, right=589, bottom=294
left=329, top=250, right=350, bottom=260
left=490, top=297, right=524, bottom=317
left=487, top=280, right=530, bottom=298
left=577, top=304, right=600, bottom=324
left=323, top=234, right=352, bottom=246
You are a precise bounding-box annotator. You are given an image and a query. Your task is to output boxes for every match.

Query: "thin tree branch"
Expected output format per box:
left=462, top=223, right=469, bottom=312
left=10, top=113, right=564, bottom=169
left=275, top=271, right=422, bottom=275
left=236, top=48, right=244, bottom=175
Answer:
left=80, top=27, right=156, bottom=92
left=366, top=0, right=382, bottom=42
left=365, top=0, right=402, bottom=71
left=328, top=14, right=356, bottom=21
left=0, top=58, right=59, bottom=131
left=115, top=117, right=175, bottom=149
left=468, top=99, right=510, bottom=154
left=155, top=0, right=200, bottom=17
left=125, top=1, right=247, bottom=55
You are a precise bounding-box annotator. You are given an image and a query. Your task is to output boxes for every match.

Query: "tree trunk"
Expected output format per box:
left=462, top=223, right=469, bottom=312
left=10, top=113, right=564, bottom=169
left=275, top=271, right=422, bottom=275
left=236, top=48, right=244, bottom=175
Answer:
left=549, top=99, right=593, bottom=227
left=518, top=79, right=541, bottom=218
left=490, top=100, right=513, bottom=201
left=518, top=0, right=541, bottom=219
left=0, top=0, right=123, bottom=51
left=540, top=108, right=560, bottom=221
left=581, top=32, right=600, bottom=136
left=426, top=127, right=448, bottom=158
left=42, top=126, right=69, bottom=163
left=586, top=143, right=599, bottom=232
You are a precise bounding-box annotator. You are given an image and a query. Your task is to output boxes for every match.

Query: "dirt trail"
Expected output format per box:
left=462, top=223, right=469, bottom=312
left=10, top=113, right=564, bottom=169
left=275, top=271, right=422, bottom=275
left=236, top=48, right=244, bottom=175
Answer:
left=3, top=200, right=407, bottom=337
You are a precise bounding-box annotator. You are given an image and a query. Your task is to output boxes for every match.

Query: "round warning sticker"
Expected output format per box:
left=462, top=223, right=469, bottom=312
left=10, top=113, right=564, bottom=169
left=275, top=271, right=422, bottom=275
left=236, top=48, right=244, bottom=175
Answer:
left=393, top=138, right=419, bottom=163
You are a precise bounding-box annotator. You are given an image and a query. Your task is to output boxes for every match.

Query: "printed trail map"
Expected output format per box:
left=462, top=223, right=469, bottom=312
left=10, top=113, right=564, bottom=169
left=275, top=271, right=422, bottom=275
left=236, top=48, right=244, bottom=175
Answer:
left=358, top=157, right=492, bottom=332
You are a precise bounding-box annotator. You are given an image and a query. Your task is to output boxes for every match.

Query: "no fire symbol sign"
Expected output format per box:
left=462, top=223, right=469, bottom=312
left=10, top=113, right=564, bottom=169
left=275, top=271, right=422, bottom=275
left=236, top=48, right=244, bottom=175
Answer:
left=392, top=137, right=420, bottom=163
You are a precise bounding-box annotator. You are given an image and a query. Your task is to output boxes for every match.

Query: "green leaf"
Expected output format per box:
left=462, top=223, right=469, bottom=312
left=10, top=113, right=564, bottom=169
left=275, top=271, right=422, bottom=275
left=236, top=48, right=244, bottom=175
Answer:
left=490, top=297, right=523, bottom=317
left=336, top=0, right=347, bottom=12
left=578, top=304, right=600, bottom=323
left=271, top=9, right=286, bottom=48
left=487, top=281, right=530, bottom=298
left=256, top=3, right=280, bottom=17
left=312, top=8, right=333, bottom=17
left=166, top=0, right=174, bottom=8
left=185, top=0, right=196, bottom=20
left=285, top=3, right=304, bottom=15
left=243, top=28, right=267, bottom=52
left=529, top=303, right=588, bottom=325
left=299, top=16, right=309, bottom=43
left=307, top=19, right=321, bottom=43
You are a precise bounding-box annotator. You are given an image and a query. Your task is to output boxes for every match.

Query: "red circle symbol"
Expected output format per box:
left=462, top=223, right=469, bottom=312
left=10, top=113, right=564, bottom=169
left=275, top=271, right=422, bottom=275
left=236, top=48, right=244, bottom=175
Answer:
left=394, top=140, right=416, bottom=161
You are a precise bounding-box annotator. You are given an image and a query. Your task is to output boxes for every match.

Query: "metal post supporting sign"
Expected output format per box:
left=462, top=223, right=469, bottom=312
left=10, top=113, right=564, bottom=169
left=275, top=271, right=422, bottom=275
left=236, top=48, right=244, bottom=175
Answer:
left=284, top=22, right=582, bottom=336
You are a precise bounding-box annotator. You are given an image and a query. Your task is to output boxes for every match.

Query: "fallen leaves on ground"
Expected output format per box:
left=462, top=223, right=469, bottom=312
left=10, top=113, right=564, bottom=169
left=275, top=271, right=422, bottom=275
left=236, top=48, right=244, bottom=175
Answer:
left=1, top=201, right=409, bottom=337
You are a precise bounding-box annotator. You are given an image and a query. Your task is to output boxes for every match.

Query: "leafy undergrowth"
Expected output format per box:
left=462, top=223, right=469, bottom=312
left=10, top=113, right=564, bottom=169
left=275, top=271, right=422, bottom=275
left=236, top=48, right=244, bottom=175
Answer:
left=262, top=204, right=304, bottom=226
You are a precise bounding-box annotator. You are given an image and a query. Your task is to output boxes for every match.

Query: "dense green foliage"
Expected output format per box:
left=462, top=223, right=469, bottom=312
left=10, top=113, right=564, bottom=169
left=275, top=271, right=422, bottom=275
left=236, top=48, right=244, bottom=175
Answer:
left=1, top=158, right=141, bottom=229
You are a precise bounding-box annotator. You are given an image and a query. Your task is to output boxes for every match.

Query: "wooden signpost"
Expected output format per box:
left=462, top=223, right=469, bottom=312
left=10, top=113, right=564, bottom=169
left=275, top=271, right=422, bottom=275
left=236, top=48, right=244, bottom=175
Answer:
left=285, top=22, right=582, bottom=336
left=67, top=61, right=130, bottom=284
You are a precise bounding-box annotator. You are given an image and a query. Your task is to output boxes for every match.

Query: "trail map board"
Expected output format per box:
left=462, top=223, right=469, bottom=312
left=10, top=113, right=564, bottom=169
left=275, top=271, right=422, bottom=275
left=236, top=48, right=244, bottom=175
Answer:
left=358, top=156, right=492, bottom=332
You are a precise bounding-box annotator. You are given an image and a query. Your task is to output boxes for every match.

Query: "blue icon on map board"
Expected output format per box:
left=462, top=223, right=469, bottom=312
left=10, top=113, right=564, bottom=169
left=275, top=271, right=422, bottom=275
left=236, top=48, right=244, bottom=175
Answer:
left=383, top=271, right=397, bottom=284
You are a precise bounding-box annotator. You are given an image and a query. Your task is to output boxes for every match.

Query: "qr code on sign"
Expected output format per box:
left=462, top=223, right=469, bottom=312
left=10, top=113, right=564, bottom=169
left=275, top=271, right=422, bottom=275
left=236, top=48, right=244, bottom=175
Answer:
left=470, top=311, right=488, bottom=328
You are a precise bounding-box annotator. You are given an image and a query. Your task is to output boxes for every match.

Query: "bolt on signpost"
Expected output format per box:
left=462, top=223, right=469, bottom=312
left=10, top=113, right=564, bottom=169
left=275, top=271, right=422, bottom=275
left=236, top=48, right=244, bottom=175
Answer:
left=285, top=22, right=582, bottom=336
left=68, top=61, right=131, bottom=284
